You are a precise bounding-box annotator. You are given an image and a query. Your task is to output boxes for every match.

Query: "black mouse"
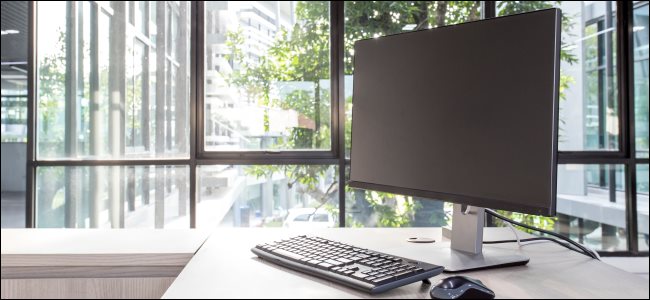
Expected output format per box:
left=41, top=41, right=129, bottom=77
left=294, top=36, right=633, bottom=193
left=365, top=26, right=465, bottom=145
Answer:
left=430, top=276, right=495, bottom=299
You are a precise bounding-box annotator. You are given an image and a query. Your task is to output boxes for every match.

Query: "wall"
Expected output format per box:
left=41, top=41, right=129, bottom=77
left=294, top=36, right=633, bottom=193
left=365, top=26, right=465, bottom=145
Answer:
left=0, top=143, right=26, bottom=192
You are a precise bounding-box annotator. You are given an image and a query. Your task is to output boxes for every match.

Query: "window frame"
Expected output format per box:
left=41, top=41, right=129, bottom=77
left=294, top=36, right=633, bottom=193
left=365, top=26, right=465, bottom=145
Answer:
left=23, top=1, right=648, bottom=256
left=195, top=1, right=341, bottom=160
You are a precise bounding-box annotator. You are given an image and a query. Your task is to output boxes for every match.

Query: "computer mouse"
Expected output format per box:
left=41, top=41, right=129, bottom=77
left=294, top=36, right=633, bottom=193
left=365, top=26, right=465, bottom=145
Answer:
left=430, top=276, right=495, bottom=299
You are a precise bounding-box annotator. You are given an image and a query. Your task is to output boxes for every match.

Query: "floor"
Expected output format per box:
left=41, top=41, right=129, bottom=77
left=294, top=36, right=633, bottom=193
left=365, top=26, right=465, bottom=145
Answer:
left=1, top=192, right=648, bottom=279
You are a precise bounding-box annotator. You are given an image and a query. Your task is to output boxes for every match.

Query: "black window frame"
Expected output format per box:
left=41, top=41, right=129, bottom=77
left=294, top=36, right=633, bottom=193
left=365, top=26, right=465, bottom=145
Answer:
left=22, top=1, right=648, bottom=256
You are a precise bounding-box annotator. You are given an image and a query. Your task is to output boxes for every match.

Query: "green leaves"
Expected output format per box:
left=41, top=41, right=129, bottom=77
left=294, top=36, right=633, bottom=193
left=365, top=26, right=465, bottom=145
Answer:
left=231, top=1, right=575, bottom=228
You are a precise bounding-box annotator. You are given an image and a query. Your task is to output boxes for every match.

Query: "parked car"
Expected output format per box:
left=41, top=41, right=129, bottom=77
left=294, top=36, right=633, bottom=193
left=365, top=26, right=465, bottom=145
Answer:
left=283, top=207, right=335, bottom=228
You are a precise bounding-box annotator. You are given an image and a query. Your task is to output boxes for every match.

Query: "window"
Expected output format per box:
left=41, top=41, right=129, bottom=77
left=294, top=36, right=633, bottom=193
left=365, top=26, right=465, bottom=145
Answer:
left=32, top=1, right=191, bottom=228
left=197, top=165, right=338, bottom=228
left=634, top=3, right=649, bottom=158
left=36, top=1, right=190, bottom=160
left=8, top=1, right=646, bottom=255
left=313, top=214, right=329, bottom=222
left=294, top=214, right=310, bottom=222
left=499, top=1, right=620, bottom=151
left=344, top=1, right=481, bottom=157
left=493, top=1, right=647, bottom=254
left=343, top=1, right=480, bottom=228
left=36, top=165, right=189, bottom=228
left=557, top=164, right=627, bottom=251
left=202, top=1, right=331, bottom=151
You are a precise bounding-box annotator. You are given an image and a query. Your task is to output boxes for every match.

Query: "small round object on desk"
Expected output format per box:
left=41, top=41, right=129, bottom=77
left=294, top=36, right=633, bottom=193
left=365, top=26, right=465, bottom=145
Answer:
left=407, top=237, right=436, bottom=243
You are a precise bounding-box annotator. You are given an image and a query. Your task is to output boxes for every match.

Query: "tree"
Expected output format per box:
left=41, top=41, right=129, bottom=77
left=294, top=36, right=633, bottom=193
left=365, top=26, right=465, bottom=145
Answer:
left=223, top=1, right=574, bottom=228
left=38, top=32, right=67, bottom=157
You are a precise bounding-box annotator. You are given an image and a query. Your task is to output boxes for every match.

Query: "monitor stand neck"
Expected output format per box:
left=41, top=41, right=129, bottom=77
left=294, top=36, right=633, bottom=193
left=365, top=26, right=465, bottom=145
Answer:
left=450, top=204, right=485, bottom=254
left=432, top=204, right=529, bottom=272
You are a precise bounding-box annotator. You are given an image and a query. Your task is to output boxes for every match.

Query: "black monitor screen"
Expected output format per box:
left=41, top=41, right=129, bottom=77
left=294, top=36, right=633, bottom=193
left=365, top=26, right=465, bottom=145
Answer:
left=349, top=9, right=561, bottom=216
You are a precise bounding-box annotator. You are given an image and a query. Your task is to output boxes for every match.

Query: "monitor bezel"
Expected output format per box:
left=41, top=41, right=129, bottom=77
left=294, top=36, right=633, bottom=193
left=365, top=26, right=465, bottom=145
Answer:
left=348, top=9, right=561, bottom=217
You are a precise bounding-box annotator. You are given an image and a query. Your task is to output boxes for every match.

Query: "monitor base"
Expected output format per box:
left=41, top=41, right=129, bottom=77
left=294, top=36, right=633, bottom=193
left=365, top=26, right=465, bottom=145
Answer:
left=398, top=204, right=529, bottom=272
left=428, top=243, right=529, bottom=273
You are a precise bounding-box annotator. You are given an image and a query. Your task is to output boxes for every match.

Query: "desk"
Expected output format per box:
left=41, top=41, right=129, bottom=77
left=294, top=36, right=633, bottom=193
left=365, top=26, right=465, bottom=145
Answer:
left=1, top=229, right=208, bottom=299
left=163, top=228, right=649, bottom=299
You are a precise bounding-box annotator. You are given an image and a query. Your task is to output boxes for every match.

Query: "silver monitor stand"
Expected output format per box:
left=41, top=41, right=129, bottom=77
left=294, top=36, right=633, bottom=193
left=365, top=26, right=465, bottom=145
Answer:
left=429, top=204, right=529, bottom=272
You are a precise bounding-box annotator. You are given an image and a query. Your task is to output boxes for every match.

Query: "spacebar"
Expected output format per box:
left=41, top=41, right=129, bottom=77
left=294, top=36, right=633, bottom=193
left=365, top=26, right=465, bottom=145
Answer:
left=271, top=249, right=304, bottom=261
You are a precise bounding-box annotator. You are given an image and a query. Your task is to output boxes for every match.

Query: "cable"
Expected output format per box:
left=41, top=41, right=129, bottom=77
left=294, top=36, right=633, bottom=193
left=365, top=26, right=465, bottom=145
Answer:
left=486, top=209, right=598, bottom=259
left=484, top=237, right=589, bottom=255
left=503, top=221, right=521, bottom=248
left=485, top=209, right=599, bottom=260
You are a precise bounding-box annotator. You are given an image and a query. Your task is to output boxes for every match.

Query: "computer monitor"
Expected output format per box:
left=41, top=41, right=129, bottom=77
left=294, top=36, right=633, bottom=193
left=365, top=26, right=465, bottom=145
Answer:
left=349, top=9, right=561, bottom=272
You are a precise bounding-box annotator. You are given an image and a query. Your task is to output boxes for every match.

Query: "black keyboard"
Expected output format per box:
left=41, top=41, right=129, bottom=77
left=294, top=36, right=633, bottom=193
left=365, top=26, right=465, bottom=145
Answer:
left=251, top=235, right=444, bottom=294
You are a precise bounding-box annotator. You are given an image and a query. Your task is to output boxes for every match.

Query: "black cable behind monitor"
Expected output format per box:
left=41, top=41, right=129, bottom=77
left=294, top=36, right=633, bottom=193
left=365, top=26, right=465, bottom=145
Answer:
left=484, top=209, right=599, bottom=260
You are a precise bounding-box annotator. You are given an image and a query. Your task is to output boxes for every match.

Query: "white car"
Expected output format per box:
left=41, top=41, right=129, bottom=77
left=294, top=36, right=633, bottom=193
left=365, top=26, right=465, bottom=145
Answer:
left=283, top=207, right=335, bottom=228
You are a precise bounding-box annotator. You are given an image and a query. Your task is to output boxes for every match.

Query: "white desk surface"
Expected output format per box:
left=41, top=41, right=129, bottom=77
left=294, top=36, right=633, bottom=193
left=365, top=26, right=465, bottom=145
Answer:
left=163, top=228, right=649, bottom=299
left=1, top=229, right=209, bottom=267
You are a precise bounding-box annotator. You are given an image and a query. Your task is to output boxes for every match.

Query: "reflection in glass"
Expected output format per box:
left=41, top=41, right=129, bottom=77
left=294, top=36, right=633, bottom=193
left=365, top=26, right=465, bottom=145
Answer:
left=36, top=165, right=189, bottom=228
left=556, top=164, right=626, bottom=251
left=634, top=3, right=649, bottom=158
left=197, top=165, right=338, bottom=228
left=638, top=164, right=649, bottom=251
left=36, top=1, right=191, bottom=159
left=203, top=2, right=331, bottom=151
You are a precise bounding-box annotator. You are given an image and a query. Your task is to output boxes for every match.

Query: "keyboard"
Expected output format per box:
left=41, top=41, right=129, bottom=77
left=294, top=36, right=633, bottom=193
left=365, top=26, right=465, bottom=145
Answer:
left=251, top=235, right=444, bottom=294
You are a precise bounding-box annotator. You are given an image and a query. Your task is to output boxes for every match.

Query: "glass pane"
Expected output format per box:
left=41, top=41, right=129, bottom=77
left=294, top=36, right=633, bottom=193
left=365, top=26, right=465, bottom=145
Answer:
left=203, top=2, right=331, bottom=151
left=491, top=164, right=626, bottom=251
left=1, top=0, right=28, bottom=228
left=638, top=164, right=649, bottom=251
left=344, top=166, right=451, bottom=227
left=634, top=3, right=649, bottom=158
left=498, top=1, right=619, bottom=151
left=345, top=186, right=451, bottom=228
left=197, top=165, right=338, bottom=228
left=36, top=1, right=191, bottom=159
left=344, top=1, right=482, bottom=157
left=36, top=165, right=189, bottom=228
left=556, top=164, right=627, bottom=251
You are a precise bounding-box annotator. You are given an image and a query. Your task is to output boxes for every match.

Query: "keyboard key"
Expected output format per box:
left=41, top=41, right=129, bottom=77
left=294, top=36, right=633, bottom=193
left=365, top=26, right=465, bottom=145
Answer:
left=372, top=276, right=394, bottom=284
left=393, top=270, right=415, bottom=279
left=271, top=249, right=304, bottom=261
left=351, top=272, right=369, bottom=279
left=336, top=258, right=353, bottom=264
left=318, top=262, right=334, bottom=269
left=307, top=259, right=322, bottom=266
left=325, top=259, right=344, bottom=266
